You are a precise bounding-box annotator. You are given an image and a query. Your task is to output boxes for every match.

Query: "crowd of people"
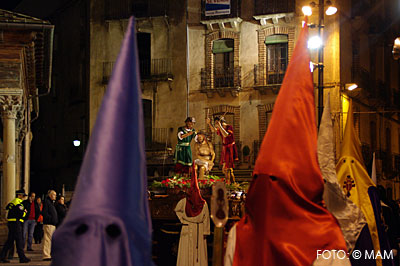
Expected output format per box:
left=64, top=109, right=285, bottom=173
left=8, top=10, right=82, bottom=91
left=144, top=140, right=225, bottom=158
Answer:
left=0, top=189, right=70, bottom=263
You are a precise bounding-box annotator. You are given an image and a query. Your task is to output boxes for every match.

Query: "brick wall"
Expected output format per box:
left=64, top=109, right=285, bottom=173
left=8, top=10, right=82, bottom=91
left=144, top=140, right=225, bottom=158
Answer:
left=257, top=25, right=295, bottom=85
left=205, top=105, right=241, bottom=142
left=257, top=103, right=274, bottom=140
left=205, top=30, right=240, bottom=88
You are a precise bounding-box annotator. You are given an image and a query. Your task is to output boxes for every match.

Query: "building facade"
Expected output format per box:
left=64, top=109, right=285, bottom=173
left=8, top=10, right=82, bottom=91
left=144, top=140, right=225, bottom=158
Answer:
left=89, top=0, right=400, bottom=198
left=0, top=9, right=53, bottom=213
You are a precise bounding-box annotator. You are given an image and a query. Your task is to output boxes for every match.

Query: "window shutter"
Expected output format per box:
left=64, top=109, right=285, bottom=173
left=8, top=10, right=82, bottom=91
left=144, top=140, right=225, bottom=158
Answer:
left=212, top=39, right=234, bottom=53
left=265, top=35, right=288, bottom=45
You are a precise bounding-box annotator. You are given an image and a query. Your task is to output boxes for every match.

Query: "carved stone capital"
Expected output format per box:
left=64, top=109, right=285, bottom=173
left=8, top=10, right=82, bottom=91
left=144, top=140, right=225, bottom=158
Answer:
left=0, top=95, right=22, bottom=119
left=16, top=107, right=26, bottom=142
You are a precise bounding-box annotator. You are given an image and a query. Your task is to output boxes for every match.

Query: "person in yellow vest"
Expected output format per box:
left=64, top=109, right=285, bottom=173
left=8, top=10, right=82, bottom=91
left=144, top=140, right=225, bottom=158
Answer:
left=0, top=189, right=31, bottom=263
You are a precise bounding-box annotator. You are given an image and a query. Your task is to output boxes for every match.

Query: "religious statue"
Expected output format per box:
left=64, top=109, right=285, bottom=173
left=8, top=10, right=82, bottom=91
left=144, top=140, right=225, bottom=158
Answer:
left=207, top=116, right=238, bottom=184
left=194, top=130, right=215, bottom=180
left=174, top=117, right=197, bottom=175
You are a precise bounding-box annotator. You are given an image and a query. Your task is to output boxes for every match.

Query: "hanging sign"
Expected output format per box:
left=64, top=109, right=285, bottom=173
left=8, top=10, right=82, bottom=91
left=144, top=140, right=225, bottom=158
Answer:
left=205, top=0, right=231, bottom=16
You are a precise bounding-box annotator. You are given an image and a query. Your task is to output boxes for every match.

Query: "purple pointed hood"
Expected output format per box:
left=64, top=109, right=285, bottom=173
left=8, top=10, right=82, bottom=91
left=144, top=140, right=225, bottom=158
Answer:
left=52, top=17, right=153, bottom=266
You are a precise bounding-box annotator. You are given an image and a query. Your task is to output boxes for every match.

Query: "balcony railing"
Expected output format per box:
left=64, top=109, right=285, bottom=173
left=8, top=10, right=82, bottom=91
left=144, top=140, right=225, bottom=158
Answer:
left=254, top=0, right=295, bottom=16
left=254, top=64, right=285, bottom=86
left=352, top=66, right=394, bottom=107
left=201, top=66, right=241, bottom=95
left=105, top=0, right=168, bottom=20
left=140, top=58, right=173, bottom=80
left=103, top=58, right=172, bottom=84
left=145, top=128, right=172, bottom=151
left=254, top=64, right=284, bottom=94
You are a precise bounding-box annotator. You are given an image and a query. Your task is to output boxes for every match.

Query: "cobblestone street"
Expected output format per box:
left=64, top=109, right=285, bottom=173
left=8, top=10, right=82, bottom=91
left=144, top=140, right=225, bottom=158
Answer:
left=0, top=243, right=51, bottom=266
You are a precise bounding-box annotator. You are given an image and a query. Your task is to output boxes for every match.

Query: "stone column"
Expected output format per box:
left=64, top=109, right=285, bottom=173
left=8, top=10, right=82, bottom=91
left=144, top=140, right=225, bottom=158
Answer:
left=16, top=108, right=25, bottom=191
left=0, top=95, right=22, bottom=215
left=16, top=142, right=23, bottom=189
left=24, top=131, right=32, bottom=193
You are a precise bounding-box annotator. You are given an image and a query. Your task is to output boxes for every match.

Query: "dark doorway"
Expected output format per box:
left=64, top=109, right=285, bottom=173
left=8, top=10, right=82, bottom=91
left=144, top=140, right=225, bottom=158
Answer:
left=137, top=32, right=151, bottom=79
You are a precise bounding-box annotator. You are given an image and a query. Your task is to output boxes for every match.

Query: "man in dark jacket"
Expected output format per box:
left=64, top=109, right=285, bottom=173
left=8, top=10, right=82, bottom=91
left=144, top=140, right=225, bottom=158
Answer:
left=22, top=192, right=40, bottom=251
left=42, top=190, right=58, bottom=261
left=0, top=189, right=31, bottom=263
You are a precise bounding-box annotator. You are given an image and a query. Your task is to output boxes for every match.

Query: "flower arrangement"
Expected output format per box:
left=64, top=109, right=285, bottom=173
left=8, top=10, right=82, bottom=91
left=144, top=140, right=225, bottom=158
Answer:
left=151, top=175, right=222, bottom=189
left=151, top=175, right=249, bottom=192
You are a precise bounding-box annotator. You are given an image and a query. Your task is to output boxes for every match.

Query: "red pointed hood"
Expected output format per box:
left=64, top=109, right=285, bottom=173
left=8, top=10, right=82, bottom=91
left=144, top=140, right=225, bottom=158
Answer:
left=185, top=165, right=205, bottom=217
left=233, top=22, right=347, bottom=266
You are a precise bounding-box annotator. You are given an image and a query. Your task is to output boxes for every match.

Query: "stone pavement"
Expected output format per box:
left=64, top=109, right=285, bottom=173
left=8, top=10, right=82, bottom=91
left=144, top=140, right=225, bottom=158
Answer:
left=0, top=243, right=51, bottom=266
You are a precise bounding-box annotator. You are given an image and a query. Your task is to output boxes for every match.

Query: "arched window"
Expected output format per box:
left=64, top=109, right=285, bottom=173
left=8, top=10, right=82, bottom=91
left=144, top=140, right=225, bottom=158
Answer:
left=265, top=34, right=288, bottom=84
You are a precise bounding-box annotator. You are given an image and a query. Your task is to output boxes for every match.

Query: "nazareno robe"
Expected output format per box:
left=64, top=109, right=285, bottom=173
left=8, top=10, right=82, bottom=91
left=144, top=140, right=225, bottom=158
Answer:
left=175, top=198, right=210, bottom=266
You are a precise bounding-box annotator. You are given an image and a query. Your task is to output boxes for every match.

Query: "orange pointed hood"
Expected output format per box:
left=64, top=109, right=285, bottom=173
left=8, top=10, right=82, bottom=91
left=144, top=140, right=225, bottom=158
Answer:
left=233, top=22, right=347, bottom=266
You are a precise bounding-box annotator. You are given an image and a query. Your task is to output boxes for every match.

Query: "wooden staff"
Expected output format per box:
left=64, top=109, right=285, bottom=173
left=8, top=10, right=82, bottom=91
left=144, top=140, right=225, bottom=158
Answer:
left=211, top=182, right=228, bottom=266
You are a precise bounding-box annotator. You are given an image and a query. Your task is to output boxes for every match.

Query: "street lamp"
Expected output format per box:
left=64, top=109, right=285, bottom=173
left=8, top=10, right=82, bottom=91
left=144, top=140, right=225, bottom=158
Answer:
left=345, top=83, right=358, bottom=91
left=393, top=37, right=400, bottom=60
left=73, top=139, right=81, bottom=147
left=303, top=0, right=337, bottom=127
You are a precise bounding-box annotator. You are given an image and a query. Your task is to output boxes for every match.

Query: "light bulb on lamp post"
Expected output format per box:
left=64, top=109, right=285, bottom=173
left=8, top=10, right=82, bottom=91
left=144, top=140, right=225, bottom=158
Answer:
left=325, top=0, right=337, bottom=15
left=393, top=37, right=400, bottom=60
left=302, top=6, right=313, bottom=16
left=308, top=36, right=323, bottom=49
left=302, top=0, right=337, bottom=127
left=345, top=83, right=358, bottom=91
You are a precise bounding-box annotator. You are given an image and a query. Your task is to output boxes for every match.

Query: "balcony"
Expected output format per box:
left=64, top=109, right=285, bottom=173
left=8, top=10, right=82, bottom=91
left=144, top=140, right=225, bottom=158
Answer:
left=352, top=66, right=393, bottom=108
left=254, top=0, right=295, bottom=16
left=105, top=0, right=168, bottom=20
left=102, top=58, right=173, bottom=84
left=376, top=150, right=397, bottom=179
left=201, top=66, right=241, bottom=97
left=253, top=64, right=283, bottom=94
left=140, top=58, right=173, bottom=82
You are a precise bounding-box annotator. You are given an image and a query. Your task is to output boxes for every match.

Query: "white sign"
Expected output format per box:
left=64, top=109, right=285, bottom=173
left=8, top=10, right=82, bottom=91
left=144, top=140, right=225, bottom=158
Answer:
left=205, top=0, right=231, bottom=16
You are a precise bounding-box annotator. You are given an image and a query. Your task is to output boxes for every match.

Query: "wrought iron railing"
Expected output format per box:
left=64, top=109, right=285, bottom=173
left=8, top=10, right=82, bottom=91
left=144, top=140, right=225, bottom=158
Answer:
left=254, top=64, right=285, bottom=86
left=140, top=58, right=172, bottom=80
left=105, top=0, right=168, bottom=20
left=352, top=66, right=393, bottom=107
left=201, top=66, right=241, bottom=91
left=152, top=128, right=170, bottom=146
left=254, top=0, right=295, bottom=16
left=103, top=58, right=172, bottom=84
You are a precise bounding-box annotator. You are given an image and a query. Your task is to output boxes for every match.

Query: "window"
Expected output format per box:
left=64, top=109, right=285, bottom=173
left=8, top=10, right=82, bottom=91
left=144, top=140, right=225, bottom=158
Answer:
left=213, top=39, right=234, bottom=88
left=265, top=111, right=273, bottom=129
left=137, top=33, right=151, bottom=79
left=266, top=35, right=288, bottom=84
